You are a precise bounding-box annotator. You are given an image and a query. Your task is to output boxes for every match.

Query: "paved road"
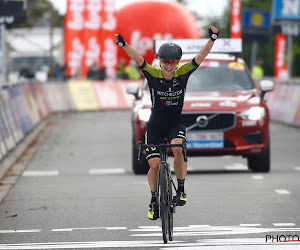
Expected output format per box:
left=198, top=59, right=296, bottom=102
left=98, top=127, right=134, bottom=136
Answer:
left=0, top=111, right=300, bottom=249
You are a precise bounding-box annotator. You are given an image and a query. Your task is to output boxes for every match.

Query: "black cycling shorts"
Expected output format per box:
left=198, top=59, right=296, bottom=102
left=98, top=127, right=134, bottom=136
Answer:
left=144, top=115, right=186, bottom=160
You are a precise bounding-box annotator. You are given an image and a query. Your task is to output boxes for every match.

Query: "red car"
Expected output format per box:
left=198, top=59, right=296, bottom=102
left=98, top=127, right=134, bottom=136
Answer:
left=127, top=39, right=274, bottom=174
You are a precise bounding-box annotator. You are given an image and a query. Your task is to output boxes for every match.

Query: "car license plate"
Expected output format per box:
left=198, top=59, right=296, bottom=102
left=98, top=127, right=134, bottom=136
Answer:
left=187, top=131, right=224, bottom=149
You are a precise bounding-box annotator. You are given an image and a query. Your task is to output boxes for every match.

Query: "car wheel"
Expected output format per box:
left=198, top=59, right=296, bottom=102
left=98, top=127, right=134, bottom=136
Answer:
left=247, top=139, right=270, bottom=173
left=132, top=136, right=150, bottom=175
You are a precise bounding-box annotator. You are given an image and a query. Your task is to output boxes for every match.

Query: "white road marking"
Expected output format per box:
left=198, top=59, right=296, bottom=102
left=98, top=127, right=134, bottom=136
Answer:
left=0, top=240, right=184, bottom=249
left=225, top=163, right=248, bottom=170
left=165, top=238, right=300, bottom=249
left=273, top=223, right=295, bottom=227
left=106, top=227, right=127, bottom=230
left=130, top=225, right=300, bottom=237
left=251, top=175, right=264, bottom=180
left=22, top=171, right=58, bottom=177
left=0, top=229, right=41, bottom=234
left=138, top=226, right=160, bottom=229
left=0, top=239, right=299, bottom=250
left=88, top=168, right=125, bottom=175
left=188, top=225, right=211, bottom=228
left=275, top=189, right=291, bottom=194
left=52, top=227, right=127, bottom=232
left=240, top=224, right=261, bottom=227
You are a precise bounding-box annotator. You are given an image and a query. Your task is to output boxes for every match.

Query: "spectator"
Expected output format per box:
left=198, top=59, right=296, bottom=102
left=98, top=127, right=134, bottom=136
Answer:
left=124, top=60, right=141, bottom=80
left=19, top=66, right=35, bottom=79
left=117, top=58, right=128, bottom=79
left=87, top=62, right=99, bottom=79
left=99, top=66, right=107, bottom=80
left=252, top=59, right=264, bottom=80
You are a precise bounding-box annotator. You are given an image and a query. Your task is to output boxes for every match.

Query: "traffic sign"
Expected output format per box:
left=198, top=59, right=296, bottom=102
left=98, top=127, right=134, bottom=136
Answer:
left=272, top=0, right=300, bottom=20
left=242, top=9, right=272, bottom=41
left=243, top=10, right=271, bottom=29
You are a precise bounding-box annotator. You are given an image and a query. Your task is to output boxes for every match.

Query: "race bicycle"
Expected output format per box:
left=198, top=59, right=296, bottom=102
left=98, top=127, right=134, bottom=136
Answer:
left=138, top=140, right=187, bottom=243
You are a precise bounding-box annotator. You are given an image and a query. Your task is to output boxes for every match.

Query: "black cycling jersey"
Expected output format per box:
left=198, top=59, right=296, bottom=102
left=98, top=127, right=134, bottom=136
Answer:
left=139, top=58, right=199, bottom=160
left=138, top=58, right=199, bottom=119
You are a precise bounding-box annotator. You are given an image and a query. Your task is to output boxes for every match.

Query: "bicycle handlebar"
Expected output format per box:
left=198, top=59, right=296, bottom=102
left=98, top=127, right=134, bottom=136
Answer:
left=138, top=140, right=188, bottom=163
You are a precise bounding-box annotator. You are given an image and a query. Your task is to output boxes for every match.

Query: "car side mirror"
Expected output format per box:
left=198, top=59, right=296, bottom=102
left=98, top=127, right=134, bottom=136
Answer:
left=126, top=83, right=140, bottom=100
left=259, top=80, right=274, bottom=98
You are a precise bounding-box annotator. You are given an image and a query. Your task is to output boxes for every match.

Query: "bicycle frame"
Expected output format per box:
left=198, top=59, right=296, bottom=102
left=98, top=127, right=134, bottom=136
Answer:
left=138, top=140, right=187, bottom=243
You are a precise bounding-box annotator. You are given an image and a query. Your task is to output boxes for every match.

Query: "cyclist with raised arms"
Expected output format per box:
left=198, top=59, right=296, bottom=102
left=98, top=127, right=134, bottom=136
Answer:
left=114, top=25, right=219, bottom=220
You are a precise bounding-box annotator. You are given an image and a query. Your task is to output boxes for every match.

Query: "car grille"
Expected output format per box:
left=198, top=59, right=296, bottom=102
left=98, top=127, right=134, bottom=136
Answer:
left=182, top=112, right=236, bottom=131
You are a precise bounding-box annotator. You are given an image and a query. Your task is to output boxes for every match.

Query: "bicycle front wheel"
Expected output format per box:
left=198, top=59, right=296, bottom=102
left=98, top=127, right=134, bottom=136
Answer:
left=168, top=176, right=173, bottom=241
left=159, top=162, right=168, bottom=243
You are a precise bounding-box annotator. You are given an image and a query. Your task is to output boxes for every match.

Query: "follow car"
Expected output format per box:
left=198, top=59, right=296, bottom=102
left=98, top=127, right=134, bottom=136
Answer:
left=127, top=38, right=274, bottom=174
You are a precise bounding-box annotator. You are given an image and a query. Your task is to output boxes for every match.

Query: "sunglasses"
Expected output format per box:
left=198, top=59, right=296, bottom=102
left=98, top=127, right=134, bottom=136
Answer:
left=160, top=58, right=179, bottom=66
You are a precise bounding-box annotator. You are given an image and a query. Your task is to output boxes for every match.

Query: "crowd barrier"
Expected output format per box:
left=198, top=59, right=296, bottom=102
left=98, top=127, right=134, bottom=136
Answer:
left=265, top=80, right=300, bottom=126
left=0, top=78, right=299, bottom=162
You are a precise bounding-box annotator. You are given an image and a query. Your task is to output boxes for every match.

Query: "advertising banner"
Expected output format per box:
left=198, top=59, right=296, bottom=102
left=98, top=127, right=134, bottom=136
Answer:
left=0, top=103, right=15, bottom=151
left=100, top=0, right=117, bottom=79
left=0, top=115, right=7, bottom=158
left=230, top=0, right=242, bottom=38
left=68, top=80, right=99, bottom=110
left=8, top=86, right=33, bottom=134
left=43, top=84, right=69, bottom=112
left=292, top=85, right=300, bottom=125
left=93, top=81, right=137, bottom=109
left=32, top=83, right=50, bottom=118
left=81, top=0, right=102, bottom=77
left=274, top=34, right=288, bottom=79
left=64, top=0, right=85, bottom=77
left=22, top=84, right=41, bottom=125
left=0, top=90, right=23, bottom=143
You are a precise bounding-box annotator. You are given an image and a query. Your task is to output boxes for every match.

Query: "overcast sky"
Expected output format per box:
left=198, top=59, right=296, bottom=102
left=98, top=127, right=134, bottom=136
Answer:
left=48, top=0, right=228, bottom=19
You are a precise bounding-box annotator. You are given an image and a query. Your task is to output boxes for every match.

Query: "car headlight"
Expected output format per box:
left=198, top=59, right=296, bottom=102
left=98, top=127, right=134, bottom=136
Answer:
left=240, top=107, right=265, bottom=120
left=138, top=109, right=151, bottom=122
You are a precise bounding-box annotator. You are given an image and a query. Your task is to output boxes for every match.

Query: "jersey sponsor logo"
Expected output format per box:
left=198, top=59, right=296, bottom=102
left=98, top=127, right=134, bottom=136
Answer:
left=157, top=89, right=183, bottom=96
left=160, top=96, right=180, bottom=100
left=161, top=100, right=179, bottom=106
left=166, top=101, right=178, bottom=106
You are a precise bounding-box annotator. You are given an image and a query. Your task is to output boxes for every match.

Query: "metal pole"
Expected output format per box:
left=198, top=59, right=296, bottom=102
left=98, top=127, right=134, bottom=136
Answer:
left=250, top=40, right=258, bottom=71
left=287, top=34, right=293, bottom=78
left=1, top=24, right=7, bottom=87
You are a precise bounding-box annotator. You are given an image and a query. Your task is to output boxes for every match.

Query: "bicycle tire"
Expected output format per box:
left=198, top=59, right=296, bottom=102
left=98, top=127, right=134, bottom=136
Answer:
left=167, top=169, right=173, bottom=241
left=159, top=162, right=168, bottom=243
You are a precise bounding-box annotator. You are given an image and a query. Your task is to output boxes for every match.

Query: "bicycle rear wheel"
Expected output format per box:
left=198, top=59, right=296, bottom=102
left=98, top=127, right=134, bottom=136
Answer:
left=159, top=162, right=168, bottom=243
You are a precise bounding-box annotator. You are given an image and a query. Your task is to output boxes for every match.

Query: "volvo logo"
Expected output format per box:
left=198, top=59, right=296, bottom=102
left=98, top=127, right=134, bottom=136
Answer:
left=196, top=115, right=209, bottom=128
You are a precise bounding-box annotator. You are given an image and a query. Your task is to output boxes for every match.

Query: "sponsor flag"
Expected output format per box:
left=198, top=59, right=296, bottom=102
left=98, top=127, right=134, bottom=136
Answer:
left=99, top=0, right=117, bottom=79
left=230, top=0, right=242, bottom=38
left=64, top=0, right=85, bottom=77
left=274, top=34, right=288, bottom=79
left=82, top=0, right=103, bottom=77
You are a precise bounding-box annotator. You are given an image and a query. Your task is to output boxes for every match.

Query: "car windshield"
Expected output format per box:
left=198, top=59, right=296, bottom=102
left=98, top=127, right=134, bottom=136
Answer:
left=187, top=61, right=254, bottom=91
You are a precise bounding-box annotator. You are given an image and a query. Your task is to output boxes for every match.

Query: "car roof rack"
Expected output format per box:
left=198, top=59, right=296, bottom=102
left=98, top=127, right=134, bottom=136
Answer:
left=154, top=38, right=242, bottom=57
